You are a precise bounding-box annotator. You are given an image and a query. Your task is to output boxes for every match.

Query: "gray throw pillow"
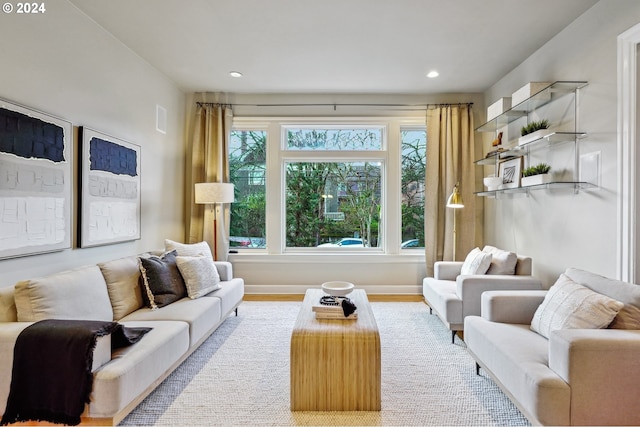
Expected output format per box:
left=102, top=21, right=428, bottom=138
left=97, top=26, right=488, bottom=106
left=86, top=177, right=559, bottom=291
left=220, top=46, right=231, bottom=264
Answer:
left=138, top=250, right=187, bottom=310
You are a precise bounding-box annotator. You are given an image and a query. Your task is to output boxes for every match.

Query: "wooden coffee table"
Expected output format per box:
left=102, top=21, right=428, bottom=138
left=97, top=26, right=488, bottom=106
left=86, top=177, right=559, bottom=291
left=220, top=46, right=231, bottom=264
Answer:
left=290, top=288, right=381, bottom=411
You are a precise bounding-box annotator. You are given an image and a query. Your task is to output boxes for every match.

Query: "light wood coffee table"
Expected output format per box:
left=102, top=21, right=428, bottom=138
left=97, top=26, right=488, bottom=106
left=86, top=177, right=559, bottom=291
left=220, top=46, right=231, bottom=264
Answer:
left=290, top=288, right=381, bottom=411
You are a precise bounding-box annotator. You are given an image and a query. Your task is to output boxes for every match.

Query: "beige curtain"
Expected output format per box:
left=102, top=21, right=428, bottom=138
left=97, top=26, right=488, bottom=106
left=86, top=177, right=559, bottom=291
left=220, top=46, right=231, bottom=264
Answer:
left=424, top=104, right=479, bottom=276
left=185, top=104, right=233, bottom=260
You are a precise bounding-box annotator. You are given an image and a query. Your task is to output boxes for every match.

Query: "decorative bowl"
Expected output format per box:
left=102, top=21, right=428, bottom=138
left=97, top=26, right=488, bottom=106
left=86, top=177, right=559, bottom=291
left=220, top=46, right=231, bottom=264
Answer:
left=321, top=281, right=355, bottom=297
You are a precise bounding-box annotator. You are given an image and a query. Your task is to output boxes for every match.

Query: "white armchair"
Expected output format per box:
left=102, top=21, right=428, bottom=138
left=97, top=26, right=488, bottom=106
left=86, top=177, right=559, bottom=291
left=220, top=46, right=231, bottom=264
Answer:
left=422, top=246, right=543, bottom=343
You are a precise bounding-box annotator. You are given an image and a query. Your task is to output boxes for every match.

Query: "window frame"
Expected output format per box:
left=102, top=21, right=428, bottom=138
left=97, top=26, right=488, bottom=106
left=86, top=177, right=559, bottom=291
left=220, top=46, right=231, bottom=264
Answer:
left=230, top=116, right=425, bottom=257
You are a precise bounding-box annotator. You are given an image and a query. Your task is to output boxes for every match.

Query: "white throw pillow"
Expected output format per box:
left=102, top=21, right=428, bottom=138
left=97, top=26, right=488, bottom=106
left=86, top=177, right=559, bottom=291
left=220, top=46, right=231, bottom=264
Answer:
left=460, top=248, right=493, bottom=275
left=14, top=265, right=113, bottom=322
left=98, top=255, right=145, bottom=320
left=482, top=245, right=518, bottom=275
left=165, top=239, right=213, bottom=259
left=176, top=255, right=221, bottom=299
left=531, top=273, right=624, bottom=339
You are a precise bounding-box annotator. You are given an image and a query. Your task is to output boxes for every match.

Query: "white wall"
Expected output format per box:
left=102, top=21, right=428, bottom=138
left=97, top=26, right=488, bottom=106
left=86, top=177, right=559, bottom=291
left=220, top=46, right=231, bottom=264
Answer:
left=482, top=0, right=640, bottom=286
left=0, top=1, right=186, bottom=287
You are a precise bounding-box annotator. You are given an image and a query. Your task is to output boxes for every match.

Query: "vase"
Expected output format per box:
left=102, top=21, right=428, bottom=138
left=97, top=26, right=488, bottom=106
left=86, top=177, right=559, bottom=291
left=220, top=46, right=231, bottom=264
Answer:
left=521, top=173, right=552, bottom=186
left=518, top=129, right=550, bottom=146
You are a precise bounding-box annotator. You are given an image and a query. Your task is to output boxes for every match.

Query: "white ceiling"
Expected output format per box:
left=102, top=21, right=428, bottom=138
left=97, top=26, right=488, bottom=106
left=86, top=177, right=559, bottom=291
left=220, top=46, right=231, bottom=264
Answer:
left=69, top=0, right=598, bottom=95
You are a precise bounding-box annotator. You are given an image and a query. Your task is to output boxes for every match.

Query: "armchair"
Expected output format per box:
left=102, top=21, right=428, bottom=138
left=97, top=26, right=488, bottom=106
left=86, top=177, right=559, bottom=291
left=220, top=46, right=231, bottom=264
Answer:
left=422, top=246, right=543, bottom=343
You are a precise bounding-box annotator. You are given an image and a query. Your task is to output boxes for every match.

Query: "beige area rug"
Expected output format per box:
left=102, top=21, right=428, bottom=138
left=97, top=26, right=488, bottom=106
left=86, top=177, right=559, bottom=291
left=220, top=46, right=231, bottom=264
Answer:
left=121, top=301, right=530, bottom=426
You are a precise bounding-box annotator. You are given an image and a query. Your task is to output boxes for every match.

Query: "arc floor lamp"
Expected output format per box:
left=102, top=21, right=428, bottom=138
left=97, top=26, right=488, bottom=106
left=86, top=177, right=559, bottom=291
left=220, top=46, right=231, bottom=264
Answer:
left=446, top=183, right=464, bottom=260
left=195, top=182, right=235, bottom=260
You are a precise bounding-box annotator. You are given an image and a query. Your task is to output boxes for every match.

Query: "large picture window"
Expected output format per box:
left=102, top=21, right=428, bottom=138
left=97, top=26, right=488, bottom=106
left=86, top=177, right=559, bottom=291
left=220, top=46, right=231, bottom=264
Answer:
left=285, top=161, right=381, bottom=248
left=229, top=118, right=425, bottom=255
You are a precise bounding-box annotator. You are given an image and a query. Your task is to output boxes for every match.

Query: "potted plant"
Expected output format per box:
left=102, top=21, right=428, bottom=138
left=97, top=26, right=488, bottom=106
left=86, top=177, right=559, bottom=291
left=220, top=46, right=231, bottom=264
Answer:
left=518, top=119, right=550, bottom=146
left=521, top=163, right=552, bottom=186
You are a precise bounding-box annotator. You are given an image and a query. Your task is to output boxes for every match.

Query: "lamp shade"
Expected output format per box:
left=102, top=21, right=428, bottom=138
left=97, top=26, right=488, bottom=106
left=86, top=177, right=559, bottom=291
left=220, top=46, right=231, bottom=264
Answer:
left=195, top=183, right=235, bottom=204
left=446, top=184, right=464, bottom=208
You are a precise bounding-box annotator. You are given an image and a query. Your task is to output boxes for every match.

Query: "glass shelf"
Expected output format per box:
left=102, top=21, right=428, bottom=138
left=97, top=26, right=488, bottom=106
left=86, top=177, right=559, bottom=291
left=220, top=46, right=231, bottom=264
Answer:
left=476, top=81, right=588, bottom=133
left=475, top=181, right=596, bottom=197
left=475, top=131, right=586, bottom=165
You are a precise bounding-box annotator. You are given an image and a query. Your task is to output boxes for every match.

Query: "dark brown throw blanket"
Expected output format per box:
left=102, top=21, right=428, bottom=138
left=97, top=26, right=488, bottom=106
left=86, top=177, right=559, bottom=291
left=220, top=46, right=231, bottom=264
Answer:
left=1, top=319, right=151, bottom=426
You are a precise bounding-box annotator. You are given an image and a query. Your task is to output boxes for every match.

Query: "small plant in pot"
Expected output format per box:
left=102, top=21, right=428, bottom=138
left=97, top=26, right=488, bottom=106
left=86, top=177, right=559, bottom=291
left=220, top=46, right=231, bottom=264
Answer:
left=519, top=119, right=550, bottom=145
left=521, top=163, right=552, bottom=186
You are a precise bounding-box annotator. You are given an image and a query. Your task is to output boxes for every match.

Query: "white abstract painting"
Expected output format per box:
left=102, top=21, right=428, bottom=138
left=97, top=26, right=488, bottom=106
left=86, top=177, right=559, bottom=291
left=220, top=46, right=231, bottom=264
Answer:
left=79, top=127, right=141, bottom=247
left=0, top=99, right=72, bottom=259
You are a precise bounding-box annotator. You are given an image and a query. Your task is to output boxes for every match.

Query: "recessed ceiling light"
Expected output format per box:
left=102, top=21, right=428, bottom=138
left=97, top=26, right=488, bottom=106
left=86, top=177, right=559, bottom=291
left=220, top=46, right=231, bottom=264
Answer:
left=229, top=71, right=243, bottom=78
left=427, top=70, right=439, bottom=78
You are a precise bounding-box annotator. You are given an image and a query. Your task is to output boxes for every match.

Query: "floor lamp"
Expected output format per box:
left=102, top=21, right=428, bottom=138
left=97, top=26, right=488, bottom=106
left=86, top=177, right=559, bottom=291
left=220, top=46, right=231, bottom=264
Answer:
left=446, top=183, right=464, bottom=261
left=195, top=182, right=235, bottom=260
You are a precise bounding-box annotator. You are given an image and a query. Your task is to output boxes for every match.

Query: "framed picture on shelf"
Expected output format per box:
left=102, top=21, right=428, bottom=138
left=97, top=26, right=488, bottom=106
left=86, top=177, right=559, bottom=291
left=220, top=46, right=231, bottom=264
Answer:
left=78, top=127, right=141, bottom=248
left=498, top=157, right=523, bottom=189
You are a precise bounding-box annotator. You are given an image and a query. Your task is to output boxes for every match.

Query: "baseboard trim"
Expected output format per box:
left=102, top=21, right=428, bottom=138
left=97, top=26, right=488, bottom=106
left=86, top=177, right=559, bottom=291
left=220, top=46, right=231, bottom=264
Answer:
left=245, top=284, right=422, bottom=295
left=244, top=294, right=424, bottom=302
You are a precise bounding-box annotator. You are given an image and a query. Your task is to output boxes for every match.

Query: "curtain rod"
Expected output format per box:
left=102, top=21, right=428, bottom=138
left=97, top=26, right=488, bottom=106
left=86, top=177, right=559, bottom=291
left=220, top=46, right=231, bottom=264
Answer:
left=196, top=102, right=473, bottom=110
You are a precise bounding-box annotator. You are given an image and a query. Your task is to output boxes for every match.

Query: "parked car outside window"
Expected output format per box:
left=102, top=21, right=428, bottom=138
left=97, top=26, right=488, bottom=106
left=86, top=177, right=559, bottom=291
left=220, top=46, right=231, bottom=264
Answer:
left=318, top=238, right=364, bottom=247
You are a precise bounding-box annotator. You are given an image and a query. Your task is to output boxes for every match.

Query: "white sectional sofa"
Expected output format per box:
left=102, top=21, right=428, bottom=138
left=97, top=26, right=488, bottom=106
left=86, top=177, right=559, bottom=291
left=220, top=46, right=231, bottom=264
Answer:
left=0, top=241, right=244, bottom=426
left=465, top=268, right=640, bottom=426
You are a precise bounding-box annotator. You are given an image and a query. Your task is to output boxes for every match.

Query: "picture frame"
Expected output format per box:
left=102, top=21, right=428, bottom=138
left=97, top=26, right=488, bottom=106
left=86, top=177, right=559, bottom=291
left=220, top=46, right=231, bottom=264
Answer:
left=79, top=127, right=141, bottom=248
left=0, top=98, right=72, bottom=259
left=498, top=157, right=523, bottom=189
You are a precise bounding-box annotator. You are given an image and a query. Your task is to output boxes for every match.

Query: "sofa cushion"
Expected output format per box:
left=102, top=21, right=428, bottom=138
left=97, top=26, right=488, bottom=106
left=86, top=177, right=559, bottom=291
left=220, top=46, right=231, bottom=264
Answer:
left=565, top=267, right=640, bottom=330
left=165, top=239, right=213, bottom=258
left=138, top=250, right=187, bottom=310
left=0, top=286, right=17, bottom=322
left=203, top=277, right=245, bottom=317
left=88, top=320, right=190, bottom=418
left=120, top=297, right=222, bottom=347
left=176, top=255, right=221, bottom=299
left=14, top=265, right=113, bottom=322
left=531, top=274, right=624, bottom=339
left=460, top=248, right=492, bottom=275
left=482, top=245, right=518, bottom=275
left=98, top=255, right=145, bottom=321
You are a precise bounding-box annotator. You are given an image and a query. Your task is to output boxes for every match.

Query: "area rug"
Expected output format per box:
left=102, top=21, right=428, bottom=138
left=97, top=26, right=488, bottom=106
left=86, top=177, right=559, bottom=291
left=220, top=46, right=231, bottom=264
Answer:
left=121, top=301, right=530, bottom=426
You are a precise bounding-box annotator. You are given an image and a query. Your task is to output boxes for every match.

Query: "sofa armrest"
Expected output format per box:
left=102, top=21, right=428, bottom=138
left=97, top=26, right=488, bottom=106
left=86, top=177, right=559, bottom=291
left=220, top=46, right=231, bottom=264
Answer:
left=480, top=290, right=548, bottom=323
left=434, top=261, right=463, bottom=280
left=214, top=261, right=233, bottom=281
left=549, top=329, right=640, bottom=426
left=456, top=275, right=544, bottom=318
left=0, top=322, right=33, bottom=413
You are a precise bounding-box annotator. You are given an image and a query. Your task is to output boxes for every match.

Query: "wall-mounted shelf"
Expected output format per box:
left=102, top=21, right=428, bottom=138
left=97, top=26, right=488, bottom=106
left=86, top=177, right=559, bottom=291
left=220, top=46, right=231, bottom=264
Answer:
left=475, top=81, right=591, bottom=196
left=476, top=81, right=588, bottom=133
left=475, top=131, right=587, bottom=166
left=475, top=181, right=596, bottom=197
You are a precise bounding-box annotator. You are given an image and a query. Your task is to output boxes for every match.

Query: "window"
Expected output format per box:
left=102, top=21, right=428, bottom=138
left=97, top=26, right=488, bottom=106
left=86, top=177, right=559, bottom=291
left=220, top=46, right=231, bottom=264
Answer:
left=400, top=128, right=426, bottom=249
left=285, top=161, right=382, bottom=248
left=229, top=129, right=266, bottom=248
left=286, top=127, right=383, bottom=150
left=229, top=118, right=426, bottom=255
left=284, top=126, right=384, bottom=249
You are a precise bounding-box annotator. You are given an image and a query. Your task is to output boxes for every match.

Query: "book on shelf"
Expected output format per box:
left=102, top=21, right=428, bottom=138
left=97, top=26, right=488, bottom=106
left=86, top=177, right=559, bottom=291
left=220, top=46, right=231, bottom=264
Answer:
left=315, top=311, right=358, bottom=320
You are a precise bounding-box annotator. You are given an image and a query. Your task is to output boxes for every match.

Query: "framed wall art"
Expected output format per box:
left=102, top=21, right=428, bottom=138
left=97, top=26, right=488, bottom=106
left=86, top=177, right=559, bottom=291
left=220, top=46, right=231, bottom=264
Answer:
left=498, top=157, right=523, bottom=189
left=0, top=99, right=72, bottom=259
left=79, top=127, right=141, bottom=247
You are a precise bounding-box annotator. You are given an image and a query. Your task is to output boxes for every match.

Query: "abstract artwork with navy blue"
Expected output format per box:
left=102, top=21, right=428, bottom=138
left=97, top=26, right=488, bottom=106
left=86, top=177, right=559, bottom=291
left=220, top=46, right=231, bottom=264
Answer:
left=0, top=107, right=65, bottom=162
left=89, top=137, right=138, bottom=177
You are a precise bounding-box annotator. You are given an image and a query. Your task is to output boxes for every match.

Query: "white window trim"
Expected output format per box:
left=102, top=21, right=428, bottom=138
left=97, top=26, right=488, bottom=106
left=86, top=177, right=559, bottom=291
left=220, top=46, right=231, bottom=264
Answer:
left=231, top=116, right=425, bottom=258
